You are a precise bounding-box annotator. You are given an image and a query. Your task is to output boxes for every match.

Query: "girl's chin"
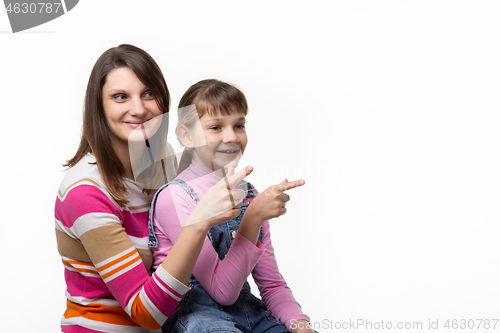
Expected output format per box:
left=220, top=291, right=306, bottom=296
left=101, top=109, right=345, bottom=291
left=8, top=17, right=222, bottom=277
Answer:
left=209, top=160, right=240, bottom=174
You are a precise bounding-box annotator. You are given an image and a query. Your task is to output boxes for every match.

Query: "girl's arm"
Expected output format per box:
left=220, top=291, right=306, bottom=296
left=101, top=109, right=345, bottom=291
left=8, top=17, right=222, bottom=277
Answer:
left=154, top=183, right=265, bottom=306
left=251, top=221, right=311, bottom=331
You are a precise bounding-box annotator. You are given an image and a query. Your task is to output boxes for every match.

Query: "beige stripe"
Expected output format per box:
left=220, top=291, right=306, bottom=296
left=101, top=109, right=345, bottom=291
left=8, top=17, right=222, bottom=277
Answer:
left=137, top=248, right=154, bottom=275
left=55, top=228, right=91, bottom=262
left=59, top=178, right=101, bottom=199
left=128, top=203, right=151, bottom=211
left=80, top=224, right=132, bottom=264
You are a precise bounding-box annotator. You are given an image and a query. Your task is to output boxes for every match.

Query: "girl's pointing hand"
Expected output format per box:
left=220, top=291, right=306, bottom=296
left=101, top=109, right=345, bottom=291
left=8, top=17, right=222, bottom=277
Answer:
left=247, top=178, right=305, bottom=223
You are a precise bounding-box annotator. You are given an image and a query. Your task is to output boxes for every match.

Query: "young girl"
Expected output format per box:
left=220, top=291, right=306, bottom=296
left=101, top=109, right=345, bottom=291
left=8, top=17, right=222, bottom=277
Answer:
left=149, top=79, right=315, bottom=333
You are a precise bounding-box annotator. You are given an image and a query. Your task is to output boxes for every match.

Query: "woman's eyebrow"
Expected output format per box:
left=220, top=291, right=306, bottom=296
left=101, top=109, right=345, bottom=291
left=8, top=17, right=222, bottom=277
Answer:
left=106, top=89, right=127, bottom=94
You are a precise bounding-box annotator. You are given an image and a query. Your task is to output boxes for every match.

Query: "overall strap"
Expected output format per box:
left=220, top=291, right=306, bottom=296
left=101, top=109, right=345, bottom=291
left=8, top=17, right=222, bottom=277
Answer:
left=148, top=179, right=200, bottom=247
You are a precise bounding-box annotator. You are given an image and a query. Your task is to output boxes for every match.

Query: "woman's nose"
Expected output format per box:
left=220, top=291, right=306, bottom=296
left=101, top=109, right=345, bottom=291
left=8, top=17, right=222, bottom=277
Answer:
left=129, top=97, right=147, bottom=116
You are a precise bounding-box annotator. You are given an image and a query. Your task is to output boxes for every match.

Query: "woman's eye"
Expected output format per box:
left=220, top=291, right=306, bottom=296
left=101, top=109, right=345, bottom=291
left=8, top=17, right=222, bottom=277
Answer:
left=209, top=126, right=221, bottom=130
left=235, top=125, right=245, bottom=130
left=143, top=90, right=154, bottom=99
left=113, top=94, right=127, bottom=101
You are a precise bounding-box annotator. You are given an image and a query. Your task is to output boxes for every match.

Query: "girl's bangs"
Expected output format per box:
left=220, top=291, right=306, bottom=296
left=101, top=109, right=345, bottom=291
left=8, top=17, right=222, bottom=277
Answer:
left=194, top=90, right=247, bottom=118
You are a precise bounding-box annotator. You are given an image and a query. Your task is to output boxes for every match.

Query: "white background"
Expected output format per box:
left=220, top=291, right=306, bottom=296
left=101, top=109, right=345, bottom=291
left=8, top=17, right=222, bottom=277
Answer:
left=1, top=1, right=500, bottom=332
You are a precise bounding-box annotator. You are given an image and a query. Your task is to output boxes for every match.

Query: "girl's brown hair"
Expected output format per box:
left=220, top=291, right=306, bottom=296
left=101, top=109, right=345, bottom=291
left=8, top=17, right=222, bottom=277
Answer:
left=64, top=44, right=170, bottom=207
left=176, top=79, right=248, bottom=174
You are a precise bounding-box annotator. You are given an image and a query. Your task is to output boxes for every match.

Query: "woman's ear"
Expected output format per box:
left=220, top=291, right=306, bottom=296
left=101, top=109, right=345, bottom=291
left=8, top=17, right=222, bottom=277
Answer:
left=177, top=125, right=194, bottom=148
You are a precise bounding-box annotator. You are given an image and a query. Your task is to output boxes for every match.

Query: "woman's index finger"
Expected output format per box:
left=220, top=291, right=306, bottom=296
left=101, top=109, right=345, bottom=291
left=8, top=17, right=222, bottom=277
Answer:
left=227, top=165, right=253, bottom=188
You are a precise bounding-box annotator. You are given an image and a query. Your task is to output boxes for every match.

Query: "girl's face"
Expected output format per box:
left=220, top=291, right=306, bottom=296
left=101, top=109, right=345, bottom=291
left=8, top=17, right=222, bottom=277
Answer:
left=186, top=111, right=248, bottom=174
left=102, top=67, right=163, bottom=150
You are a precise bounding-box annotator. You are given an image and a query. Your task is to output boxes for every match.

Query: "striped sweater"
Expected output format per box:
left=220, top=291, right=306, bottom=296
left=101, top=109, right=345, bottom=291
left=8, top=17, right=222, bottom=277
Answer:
left=55, top=153, right=189, bottom=332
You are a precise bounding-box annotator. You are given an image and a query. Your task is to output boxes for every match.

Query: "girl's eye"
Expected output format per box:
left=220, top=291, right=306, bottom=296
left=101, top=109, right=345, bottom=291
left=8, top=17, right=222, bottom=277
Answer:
left=143, top=90, right=154, bottom=99
left=209, top=126, right=221, bottom=130
left=113, top=94, right=128, bottom=101
left=235, top=125, right=245, bottom=130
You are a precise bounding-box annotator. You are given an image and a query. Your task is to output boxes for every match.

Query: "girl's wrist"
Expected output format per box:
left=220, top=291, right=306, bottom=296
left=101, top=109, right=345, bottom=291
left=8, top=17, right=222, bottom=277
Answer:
left=242, top=205, right=265, bottom=226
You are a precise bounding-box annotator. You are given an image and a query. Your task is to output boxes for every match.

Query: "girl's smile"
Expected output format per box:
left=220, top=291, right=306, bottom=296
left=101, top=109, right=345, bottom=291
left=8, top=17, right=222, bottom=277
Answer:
left=180, top=111, right=248, bottom=175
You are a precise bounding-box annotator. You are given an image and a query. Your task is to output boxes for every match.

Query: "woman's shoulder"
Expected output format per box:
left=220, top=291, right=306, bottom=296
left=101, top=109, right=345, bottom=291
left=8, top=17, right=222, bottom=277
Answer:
left=57, top=154, right=114, bottom=205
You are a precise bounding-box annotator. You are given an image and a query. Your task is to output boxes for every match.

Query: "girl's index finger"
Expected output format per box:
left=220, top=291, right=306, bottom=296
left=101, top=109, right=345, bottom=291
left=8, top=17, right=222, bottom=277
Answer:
left=282, top=179, right=305, bottom=192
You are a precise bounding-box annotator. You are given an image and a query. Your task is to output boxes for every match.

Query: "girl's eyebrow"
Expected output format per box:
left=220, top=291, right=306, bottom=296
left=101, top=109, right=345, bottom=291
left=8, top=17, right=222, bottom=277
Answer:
left=205, top=116, right=246, bottom=123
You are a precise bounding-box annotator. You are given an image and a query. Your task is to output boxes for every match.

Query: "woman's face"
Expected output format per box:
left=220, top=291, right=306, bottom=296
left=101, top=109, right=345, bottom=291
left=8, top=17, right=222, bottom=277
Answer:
left=102, top=67, right=162, bottom=149
left=187, top=111, right=248, bottom=173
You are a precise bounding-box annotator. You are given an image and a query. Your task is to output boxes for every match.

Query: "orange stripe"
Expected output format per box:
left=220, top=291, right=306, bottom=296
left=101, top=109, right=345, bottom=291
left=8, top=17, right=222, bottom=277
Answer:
left=64, top=259, right=95, bottom=267
left=97, top=249, right=136, bottom=272
left=101, top=255, right=141, bottom=280
left=130, top=294, right=161, bottom=330
left=64, top=299, right=139, bottom=326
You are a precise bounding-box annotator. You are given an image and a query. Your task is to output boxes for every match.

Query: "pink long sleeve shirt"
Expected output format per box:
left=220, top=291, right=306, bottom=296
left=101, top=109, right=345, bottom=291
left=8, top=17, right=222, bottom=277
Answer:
left=151, top=160, right=309, bottom=330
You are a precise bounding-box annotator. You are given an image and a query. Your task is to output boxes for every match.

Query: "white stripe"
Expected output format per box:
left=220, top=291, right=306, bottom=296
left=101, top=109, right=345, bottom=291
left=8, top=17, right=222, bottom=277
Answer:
left=55, top=218, right=76, bottom=239
left=155, top=265, right=191, bottom=295
left=60, top=316, right=159, bottom=333
left=63, top=265, right=100, bottom=278
left=58, top=179, right=101, bottom=202
left=71, top=212, right=121, bottom=237
left=65, top=289, right=121, bottom=307
left=61, top=257, right=98, bottom=273
left=129, top=235, right=149, bottom=250
left=138, top=289, right=167, bottom=326
left=103, top=257, right=142, bottom=283
left=124, top=291, right=139, bottom=316
left=152, top=274, right=182, bottom=302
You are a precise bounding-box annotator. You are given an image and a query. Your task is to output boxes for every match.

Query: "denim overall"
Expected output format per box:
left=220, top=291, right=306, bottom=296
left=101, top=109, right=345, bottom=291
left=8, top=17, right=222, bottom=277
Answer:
left=148, top=179, right=290, bottom=333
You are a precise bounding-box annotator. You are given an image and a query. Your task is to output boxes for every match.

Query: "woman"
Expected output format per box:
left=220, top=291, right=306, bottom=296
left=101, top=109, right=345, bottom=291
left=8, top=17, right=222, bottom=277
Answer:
left=54, top=44, right=251, bottom=332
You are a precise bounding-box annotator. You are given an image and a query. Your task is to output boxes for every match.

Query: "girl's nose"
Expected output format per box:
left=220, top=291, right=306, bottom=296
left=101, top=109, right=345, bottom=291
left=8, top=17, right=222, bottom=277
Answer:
left=223, top=129, right=239, bottom=143
left=129, top=97, right=147, bottom=116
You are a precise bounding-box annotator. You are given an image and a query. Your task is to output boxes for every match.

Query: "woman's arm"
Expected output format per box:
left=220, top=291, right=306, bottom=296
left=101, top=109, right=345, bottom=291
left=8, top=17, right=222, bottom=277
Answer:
left=57, top=183, right=187, bottom=330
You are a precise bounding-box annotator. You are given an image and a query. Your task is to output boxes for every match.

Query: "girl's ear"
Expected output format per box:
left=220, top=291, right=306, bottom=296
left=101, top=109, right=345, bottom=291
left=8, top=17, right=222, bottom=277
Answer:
left=177, top=125, right=195, bottom=148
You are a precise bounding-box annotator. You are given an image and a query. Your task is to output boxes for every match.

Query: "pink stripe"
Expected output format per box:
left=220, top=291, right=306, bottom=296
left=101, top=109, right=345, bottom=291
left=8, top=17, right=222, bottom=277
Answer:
left=64, top=269, right=107, bottom=300
left=106, top=264, right=148, bottom=307
left=121, top=210, right=149, bottom=237
left=143, top=277, right=181, bottom=317
left=56, top=185, right=123, bottom=228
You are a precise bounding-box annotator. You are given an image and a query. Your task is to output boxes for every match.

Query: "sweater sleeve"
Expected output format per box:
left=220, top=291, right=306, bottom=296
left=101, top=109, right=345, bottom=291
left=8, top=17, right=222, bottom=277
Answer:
left=56, top=183, right=190, bottom=330
left=153, top=184, right=265, bottom=306
left=252, top=220, right=310, bottom=331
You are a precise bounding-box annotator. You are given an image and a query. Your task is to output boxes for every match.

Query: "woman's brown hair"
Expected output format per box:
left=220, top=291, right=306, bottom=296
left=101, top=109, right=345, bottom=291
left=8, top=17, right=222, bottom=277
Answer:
left=176, top=79, right=248, bottom=174
left=64, top=44, right=170, bottom=207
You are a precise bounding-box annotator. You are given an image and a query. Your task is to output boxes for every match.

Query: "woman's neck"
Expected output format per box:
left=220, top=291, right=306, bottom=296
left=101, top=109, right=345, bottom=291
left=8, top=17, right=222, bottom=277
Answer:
left=110, top=137, right=135, bottom=180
